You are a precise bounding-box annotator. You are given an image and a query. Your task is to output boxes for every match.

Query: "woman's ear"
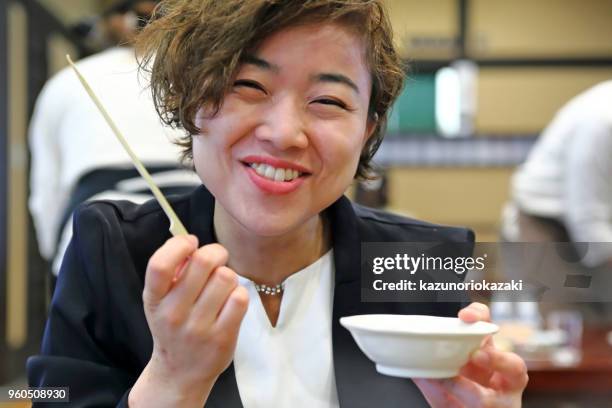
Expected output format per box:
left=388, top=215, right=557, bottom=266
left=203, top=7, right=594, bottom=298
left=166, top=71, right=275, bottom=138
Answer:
left=195, top=107, right=208, bottom=131
left=364, top=112, right=379, bottom=143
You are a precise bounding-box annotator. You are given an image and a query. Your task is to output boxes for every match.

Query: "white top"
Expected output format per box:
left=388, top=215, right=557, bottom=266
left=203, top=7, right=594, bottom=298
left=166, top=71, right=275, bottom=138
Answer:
left=234, top=250, right=340, bottom=408
left=28, top=47, right=188, bottom=260
left=511, top=80, right=612, bottom=266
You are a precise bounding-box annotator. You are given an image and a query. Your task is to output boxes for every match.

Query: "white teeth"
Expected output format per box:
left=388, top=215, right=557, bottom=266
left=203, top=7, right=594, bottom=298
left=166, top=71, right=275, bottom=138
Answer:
left=264, top=165, right=275, bottom=179
left=253, top=163, right=266, bottom=177
left=249, top=163, right=301, bottom=182
left=274, top=168, right=285, bottom=181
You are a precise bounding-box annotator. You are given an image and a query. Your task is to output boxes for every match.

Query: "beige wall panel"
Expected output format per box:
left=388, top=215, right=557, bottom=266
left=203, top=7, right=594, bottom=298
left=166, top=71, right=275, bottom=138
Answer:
left=384, top=0, right=458, bottom=59
left=476, top=68, right=612, bottom=134
left=468, top=0, right=612, bottom=58
left=7, top=2, right=28, bottom=349
left=387, top=167, right=514, bottom=241
left=48, top=33, right=78, bottom=77
left=36, top=0, right=100, bottom=23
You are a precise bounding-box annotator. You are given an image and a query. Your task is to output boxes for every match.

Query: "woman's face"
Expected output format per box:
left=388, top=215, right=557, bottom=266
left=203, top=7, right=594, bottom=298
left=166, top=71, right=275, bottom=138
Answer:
left=193, top=22, right=375, bottom=237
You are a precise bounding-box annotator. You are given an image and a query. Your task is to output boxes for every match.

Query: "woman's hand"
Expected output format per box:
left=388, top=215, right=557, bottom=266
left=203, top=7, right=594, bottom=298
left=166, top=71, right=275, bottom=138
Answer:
left=129, top=235, right=249, bottom=408
left=413, top=302, right=528, bottom=408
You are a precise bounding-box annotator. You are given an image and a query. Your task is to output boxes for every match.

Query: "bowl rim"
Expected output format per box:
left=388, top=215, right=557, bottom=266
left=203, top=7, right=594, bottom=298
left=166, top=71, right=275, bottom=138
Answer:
left=339, top=314, right=499, bottom=337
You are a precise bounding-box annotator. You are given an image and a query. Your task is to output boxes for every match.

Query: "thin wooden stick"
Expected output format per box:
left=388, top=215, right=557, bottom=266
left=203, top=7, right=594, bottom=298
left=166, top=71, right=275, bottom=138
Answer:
left=66, top=54, right=188, bottom=236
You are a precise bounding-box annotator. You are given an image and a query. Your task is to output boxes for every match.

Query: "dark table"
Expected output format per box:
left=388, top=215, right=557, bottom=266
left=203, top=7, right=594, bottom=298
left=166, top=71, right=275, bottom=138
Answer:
left=523, top=325, right=612, bottom=407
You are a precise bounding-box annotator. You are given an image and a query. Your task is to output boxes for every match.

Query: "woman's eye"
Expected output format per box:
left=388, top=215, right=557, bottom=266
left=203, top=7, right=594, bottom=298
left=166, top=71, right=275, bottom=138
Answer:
left=233, top=79, right=267, bottom=94
left=314, top=98, right=348, bottom=110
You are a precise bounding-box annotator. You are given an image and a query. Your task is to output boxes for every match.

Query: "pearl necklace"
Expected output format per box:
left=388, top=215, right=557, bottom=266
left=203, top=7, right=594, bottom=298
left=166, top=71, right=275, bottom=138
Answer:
left=254, top=283, right=284, bottom=295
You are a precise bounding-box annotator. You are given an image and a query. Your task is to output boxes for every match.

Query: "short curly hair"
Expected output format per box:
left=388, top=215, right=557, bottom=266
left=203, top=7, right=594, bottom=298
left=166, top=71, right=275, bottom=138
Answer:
left=136, top=0, right=405, bottom=179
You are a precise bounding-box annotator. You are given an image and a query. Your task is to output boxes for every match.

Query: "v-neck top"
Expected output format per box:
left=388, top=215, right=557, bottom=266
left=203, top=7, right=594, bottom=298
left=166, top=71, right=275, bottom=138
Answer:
left=233, top=250, right=340, bottom=408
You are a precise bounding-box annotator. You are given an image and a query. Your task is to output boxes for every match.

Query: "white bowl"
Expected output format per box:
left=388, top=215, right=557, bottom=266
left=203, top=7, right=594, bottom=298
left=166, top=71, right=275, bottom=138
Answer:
left=340, top=314, right=499, bottom=378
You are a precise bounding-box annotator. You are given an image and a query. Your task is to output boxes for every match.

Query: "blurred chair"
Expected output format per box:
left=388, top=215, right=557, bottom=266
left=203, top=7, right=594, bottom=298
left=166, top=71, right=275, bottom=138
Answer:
left=354, top=170, right=389, bottom=209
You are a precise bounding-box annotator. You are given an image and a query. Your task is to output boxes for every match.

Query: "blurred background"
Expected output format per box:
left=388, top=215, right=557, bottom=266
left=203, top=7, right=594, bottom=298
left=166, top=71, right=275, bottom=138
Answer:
left=1, top=0, right=612, bottom=407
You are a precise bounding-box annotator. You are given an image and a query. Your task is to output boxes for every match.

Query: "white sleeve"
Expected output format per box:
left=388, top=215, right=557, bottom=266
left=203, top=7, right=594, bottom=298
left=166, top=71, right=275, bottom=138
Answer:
left=563, top=119, right=612, bottom=267
left=28, top=74, right=70, bottom=260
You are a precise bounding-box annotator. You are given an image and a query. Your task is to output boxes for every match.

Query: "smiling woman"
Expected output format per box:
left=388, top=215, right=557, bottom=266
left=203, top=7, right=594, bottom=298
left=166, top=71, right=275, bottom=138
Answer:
left=27, top=1, right=527, bottom=407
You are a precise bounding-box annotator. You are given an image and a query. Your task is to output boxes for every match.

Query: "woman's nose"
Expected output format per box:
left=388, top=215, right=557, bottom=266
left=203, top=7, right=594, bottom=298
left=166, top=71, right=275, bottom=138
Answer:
left=255, top=96, right=309, bottom=150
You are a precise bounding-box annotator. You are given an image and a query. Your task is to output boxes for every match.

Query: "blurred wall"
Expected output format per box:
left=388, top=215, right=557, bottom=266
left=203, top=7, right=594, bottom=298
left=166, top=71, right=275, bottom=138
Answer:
left=1, top=0, right=104, bottom=383
left=388, top=168, right=514, bottom=241
left=477, top=67, right=612, bottom=134
left=466, top=0, right=612, bottom=58
left=386, top=0, right=458, bottom=60
left=36, top=0, right=100, bottom=23
left=381, top=0, right=612, bottom=239
left=5, top=0, right=29, bottom=358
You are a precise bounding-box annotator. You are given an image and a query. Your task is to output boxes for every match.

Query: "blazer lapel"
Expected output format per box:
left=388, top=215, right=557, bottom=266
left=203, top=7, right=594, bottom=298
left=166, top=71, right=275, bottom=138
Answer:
left=206, top=363, right=243, bottom=408
left=329, top=197, right=429, bottom=407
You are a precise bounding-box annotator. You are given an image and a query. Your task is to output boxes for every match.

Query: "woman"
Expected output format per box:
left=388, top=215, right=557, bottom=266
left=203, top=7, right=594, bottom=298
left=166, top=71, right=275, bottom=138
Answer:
left=28, top=1, right=528, bottom=407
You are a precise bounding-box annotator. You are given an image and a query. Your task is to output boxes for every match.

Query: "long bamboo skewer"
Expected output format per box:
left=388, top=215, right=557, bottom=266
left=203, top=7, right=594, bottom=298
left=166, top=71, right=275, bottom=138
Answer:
left=66, top=54, right=188, bottom=236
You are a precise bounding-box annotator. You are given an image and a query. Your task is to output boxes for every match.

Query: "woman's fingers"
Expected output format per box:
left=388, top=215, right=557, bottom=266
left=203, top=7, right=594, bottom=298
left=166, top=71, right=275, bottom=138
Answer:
left=412, top=378, right=464, bottom=408
left=143, top=240, right=249, bottom=387
left=486, top=349, right=529, bottom=391
left=461, top=347, right=528, bottom=392
left=163, top=244, right=229, bottom=317
left=144, top=235, right=198, bottom=307
left=415, top=377, right=498, bottom=408
left=215, top=285, right=249, bottom=335
left=458, top=302, right=491, bottom=323
left=457, top=302, right=497, bottom=387
left=190, top=266, right=241, bottom=326
left=459, top=350, right=494, bottom=387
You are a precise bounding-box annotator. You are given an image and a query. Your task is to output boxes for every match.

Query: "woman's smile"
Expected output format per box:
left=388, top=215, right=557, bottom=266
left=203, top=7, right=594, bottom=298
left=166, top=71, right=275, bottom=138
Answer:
left=241, top=155, right=311, bottom=195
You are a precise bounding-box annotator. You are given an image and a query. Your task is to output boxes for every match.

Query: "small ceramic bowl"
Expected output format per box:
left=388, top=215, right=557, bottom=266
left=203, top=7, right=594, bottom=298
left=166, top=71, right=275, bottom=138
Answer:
left=340, top=314, right=499, bottom=378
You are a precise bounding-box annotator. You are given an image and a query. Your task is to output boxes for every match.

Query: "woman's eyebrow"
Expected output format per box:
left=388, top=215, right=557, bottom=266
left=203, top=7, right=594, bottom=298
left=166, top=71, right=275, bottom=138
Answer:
left=241, top=54, right=279, bottom=72
left=314, top=73, right=359, bottom=94
left=240, top=54, right=359, bottom=94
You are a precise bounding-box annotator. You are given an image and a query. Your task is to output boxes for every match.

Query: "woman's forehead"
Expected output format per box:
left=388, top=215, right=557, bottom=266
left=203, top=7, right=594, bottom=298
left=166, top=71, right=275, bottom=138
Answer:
left=242, top=22, right=370, bottom=85
left=254, top=22, right=365, bottom=57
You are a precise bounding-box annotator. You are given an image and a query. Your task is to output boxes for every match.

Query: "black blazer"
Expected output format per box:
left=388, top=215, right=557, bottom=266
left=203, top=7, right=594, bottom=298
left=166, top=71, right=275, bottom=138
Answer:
left=28, top=185, right=473, bottom=407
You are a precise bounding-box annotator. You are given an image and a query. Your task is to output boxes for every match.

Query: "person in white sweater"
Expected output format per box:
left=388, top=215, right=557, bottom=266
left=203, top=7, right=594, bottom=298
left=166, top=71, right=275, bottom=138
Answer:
left=504, top=80, right=612, bottom=269
left=28, top=1, right=200, bottom=276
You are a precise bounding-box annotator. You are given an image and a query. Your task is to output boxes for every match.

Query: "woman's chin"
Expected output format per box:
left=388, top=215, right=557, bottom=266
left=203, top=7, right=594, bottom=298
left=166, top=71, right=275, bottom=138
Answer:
left=234, top=211, right=318, bottom=239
